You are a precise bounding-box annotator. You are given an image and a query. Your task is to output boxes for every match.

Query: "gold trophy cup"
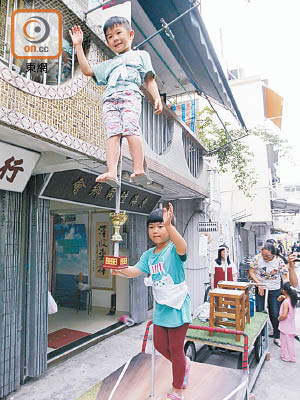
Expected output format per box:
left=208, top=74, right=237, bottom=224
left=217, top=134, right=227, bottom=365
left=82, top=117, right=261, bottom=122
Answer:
left=109, top=211, right=128, bottom=242
left=102, top=211, right=128, bottom=270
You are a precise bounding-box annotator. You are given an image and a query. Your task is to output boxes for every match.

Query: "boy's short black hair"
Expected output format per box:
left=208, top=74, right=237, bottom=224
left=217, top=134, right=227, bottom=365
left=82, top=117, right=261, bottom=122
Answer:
left=103, top=16, right=132, bottom=36
left=147, top=208, right=176, bottom=227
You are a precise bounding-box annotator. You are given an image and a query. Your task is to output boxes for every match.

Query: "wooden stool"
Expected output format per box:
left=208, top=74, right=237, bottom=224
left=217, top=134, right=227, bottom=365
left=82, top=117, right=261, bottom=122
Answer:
left=209, top=288, right=245, bottom=341
left=218, top=281, right=251, bottom=324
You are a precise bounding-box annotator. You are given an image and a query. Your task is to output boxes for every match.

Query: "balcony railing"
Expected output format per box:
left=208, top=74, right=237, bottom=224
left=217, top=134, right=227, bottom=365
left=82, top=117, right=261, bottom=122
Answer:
left=182, top=131, right=203, bottom=178
left=141, top=98, right=174, bottom=156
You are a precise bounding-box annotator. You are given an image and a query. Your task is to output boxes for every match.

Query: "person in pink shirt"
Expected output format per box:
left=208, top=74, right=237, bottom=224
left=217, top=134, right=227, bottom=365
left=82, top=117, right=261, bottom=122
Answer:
left=278, top=282, right=298, bottom=362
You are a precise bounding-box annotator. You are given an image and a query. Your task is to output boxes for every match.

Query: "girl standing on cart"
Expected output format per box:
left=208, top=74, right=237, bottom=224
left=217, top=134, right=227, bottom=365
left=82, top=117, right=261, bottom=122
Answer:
left=112, top=203, right=191, bottom=400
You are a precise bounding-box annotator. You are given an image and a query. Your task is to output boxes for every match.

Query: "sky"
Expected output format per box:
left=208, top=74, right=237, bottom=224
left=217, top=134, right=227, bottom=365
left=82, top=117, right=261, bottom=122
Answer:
left=201, top=0, right=300, bottom=184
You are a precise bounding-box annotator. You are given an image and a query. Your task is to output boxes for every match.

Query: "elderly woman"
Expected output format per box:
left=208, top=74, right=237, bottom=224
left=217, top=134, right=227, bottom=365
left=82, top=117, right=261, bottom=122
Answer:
left=249, top=243, right=297, bottom=347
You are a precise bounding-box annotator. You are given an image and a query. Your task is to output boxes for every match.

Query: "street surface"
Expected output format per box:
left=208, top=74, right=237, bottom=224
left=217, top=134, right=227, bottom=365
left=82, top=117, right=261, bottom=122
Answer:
left=8, top=307, right=300, bottom=400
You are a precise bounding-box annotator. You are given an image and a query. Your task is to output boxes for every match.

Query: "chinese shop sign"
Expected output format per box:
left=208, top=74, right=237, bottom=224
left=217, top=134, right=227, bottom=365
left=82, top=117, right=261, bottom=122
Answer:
left=0, top=142, right=40, bottom=192
left=40, top=169, right=161, bottom=214
left=95, top=222, right=109, bottom=279
left=91, top=214, right=114, bottom=290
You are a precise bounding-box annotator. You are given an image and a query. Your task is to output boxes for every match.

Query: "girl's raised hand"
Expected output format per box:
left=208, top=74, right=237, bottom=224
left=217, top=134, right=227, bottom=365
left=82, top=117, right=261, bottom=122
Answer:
left=69, top=25, right=83, bottom=47
left=163, top=202, right=173, bottom=227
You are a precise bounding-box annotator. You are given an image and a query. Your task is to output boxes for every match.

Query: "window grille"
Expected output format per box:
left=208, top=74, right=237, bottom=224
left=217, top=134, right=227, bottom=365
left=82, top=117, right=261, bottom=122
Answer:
left=182, top=131, right=203, bottom=178
left=141, top=98, right=174, bottom=155
left=1, top=0, right=90, bottom=85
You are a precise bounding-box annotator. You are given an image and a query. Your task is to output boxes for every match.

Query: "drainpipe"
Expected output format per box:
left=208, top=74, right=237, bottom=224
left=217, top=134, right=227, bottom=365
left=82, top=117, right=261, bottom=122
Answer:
left=206, top=158, right=221, bottom=223
left=205, top=157, right=222, bottom=271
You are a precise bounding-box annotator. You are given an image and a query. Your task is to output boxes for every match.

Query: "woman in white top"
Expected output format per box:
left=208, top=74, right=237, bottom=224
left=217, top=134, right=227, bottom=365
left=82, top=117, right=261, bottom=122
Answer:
left=249, top=243, right=289, bottom=346
left=209, top=245, right=238, bottom=289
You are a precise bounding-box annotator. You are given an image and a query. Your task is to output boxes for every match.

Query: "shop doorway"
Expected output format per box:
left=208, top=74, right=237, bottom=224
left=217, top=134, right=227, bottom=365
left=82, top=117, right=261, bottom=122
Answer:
left=47, top=208, right=128, bottom=355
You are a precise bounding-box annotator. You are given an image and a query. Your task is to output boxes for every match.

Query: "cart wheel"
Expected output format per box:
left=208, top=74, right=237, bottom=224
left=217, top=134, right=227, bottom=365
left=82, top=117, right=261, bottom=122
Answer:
left=254, top=333, right=263, bottom=362
left=184, top=341, right=196, bottom=361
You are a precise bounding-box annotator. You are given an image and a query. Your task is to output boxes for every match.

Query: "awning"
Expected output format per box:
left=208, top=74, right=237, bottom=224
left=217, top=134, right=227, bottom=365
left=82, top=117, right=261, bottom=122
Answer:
left=263, top=86, right=283, bottom=129
left=137, top=0, right=246, bottom=129
left=271, top=199, right=300, bottom=215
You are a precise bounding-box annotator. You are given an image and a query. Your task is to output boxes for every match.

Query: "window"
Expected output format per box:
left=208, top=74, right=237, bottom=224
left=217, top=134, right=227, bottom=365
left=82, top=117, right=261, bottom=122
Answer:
left=1, top=0, right=89, bottom=85
left=141, top=98, right=173, bottom=155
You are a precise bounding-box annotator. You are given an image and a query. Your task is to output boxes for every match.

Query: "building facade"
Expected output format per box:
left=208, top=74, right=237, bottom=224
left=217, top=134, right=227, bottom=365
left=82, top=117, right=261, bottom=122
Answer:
left=0, top=0, right=227, bottom=396
left=220, top=75, right=282, bottom=261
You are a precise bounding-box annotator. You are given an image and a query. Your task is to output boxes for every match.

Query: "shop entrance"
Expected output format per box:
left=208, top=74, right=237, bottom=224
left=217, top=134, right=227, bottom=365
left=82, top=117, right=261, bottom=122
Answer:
left=47, top=204, right=130, bottom=355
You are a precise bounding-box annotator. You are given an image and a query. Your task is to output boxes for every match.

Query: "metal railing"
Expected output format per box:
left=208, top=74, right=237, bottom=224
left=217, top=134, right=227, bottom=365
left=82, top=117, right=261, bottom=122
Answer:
left=142, top=320, right=249, bottom=370
left=141, top=98, right=174, bottom=156
left=182, top=132, right=203, bottom=177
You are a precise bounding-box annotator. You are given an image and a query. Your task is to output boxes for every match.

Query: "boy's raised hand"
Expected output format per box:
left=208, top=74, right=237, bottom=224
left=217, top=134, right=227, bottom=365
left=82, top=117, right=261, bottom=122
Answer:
left=69, top=25, right=83, bottom=47
left=163, top=202, right=173, bottom=227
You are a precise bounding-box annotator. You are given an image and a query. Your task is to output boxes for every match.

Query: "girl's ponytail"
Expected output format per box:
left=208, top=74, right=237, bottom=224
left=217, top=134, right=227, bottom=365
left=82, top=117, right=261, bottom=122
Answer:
left=282, top=281, right=298, bottom=308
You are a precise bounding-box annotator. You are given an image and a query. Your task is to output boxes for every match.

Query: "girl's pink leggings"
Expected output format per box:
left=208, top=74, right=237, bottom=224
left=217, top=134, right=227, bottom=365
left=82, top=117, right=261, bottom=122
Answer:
left=280, top=332, right=296, bottom=362
left=153, top=323, right=189, bottom=389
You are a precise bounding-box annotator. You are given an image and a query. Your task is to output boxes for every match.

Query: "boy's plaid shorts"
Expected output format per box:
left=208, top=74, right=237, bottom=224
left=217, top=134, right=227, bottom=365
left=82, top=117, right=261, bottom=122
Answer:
left=102, top=90, right=142, bottom=139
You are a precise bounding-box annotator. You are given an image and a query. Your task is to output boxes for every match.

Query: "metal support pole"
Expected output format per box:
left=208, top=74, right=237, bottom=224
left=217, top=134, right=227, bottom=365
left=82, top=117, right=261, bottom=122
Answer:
left=225, top=247, right=228, bottom=281
left=134, top=1, right=201, bottom=50
left=150, top=299, right=156, bottom=397
left=264, top=287, right=269, bottom=312
left=113, top=138, right=123, bottom=258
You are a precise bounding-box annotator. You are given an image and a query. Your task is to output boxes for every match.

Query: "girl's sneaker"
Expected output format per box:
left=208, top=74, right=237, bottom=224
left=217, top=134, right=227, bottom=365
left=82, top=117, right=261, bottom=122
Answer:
left=180, top=356, right=191, bottom=389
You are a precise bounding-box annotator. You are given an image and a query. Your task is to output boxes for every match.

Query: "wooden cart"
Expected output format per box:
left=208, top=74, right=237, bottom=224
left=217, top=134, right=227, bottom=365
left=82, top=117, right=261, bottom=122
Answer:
left=95, top=320, right=251, bottom=400
left=184, top=311, right=269, bottom=400
left=96, top=352, right=248, bottom=399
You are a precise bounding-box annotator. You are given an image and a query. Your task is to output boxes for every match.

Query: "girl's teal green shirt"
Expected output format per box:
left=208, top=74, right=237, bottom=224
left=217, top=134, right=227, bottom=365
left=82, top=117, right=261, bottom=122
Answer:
left=136, top=242, right=192, bottom=328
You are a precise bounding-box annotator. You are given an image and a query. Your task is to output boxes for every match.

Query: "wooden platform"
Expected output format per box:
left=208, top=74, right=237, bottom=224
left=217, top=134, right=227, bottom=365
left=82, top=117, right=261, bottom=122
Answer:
left=186, top=312, right=268, bottom=352
left=96, top=353, right=247, bottom=400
